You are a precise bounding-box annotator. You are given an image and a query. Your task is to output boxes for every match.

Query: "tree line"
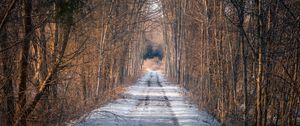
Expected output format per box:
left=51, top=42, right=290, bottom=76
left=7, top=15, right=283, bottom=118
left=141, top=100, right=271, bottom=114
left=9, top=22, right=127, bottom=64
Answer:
left=161, top=0, right=299, bottom=125
left=0, top=0, right=152, bottom=125
left=143, top=44, right=163, bottom=60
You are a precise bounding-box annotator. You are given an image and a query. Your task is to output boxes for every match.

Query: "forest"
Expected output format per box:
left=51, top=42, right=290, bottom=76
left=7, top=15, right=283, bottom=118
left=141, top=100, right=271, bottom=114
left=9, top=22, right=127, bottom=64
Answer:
left=0, top=0, right=299, bottom=126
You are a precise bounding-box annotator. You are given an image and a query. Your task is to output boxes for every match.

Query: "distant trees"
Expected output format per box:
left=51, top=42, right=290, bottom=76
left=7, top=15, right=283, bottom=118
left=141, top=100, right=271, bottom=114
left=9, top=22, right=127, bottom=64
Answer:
left=0, top=0, right=149, bottom=125
left=161, top=0, right=300, bottom=125
left=143, top=44, right=163, bottom=60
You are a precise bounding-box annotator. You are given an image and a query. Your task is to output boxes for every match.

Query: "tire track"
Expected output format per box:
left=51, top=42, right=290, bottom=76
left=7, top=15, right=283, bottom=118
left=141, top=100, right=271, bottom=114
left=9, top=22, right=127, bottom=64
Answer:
left=156, top=74, right=179, bottom=126
left=145, top=77, right=151, bottom=106
left=129, top=72, right=179, bottom=125
left=130, top=74, right=151, bottom=113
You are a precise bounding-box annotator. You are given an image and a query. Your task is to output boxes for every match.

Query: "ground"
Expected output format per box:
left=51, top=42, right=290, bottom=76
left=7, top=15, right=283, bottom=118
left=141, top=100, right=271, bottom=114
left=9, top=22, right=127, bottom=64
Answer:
left=73, top=71, right=220, bottom=126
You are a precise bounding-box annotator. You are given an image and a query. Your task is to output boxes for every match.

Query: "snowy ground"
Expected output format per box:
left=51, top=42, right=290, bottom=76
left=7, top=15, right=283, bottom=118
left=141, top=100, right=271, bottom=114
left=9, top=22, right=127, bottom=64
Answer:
left=74, top=71, right=220, bottom=126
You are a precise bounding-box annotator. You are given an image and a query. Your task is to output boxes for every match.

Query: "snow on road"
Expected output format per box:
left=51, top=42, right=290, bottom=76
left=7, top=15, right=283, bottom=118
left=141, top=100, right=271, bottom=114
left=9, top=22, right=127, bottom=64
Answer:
left=75, top=71, right=220, bottom=126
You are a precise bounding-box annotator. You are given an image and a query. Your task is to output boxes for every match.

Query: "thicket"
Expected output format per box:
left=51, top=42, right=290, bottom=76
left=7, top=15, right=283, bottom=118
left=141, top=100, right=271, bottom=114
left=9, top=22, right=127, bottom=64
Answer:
left=161, top=0, right=300, bottom=125
left=0, top=0, right=151, bottom=125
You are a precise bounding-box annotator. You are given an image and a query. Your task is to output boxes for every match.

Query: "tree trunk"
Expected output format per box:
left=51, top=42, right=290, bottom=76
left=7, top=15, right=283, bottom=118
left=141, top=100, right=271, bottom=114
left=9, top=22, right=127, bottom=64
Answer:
left=1, top=25, right=15, bottom=126
left=16, top=0, right=33, bottom=125
left=256, top=0, right=264, bottom=125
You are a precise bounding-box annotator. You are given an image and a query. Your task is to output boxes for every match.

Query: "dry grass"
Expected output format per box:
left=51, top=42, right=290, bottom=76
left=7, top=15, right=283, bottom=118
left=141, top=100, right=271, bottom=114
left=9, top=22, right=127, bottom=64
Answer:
left=142, top=58, right=164, bottom=73
left=66, top=74, right=142, bottom=125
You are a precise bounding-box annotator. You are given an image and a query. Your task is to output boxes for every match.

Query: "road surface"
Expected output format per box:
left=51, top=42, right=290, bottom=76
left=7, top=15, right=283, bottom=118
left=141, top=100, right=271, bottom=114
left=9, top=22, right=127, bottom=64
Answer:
left=75, top=71, right=220, bottom=126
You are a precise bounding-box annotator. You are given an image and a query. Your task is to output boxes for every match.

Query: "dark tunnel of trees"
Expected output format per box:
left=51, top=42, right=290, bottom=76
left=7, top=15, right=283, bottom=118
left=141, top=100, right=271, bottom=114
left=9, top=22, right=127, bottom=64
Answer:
left=0, top=0, right=299, bottom=125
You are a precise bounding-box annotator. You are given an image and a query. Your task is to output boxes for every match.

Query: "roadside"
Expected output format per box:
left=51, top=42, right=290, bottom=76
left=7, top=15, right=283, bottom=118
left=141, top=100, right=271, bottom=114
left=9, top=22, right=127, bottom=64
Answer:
left=67, top=74, right=143, bottom=125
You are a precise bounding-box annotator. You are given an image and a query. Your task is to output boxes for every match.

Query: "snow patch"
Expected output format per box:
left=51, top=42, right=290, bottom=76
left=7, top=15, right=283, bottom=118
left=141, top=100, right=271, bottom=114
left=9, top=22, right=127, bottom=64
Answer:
left=74, top=71, right=220, bottom=126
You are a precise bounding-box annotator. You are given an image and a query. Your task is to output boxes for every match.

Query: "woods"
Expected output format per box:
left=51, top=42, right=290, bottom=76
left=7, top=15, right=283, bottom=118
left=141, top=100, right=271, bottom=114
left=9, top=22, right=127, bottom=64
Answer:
left=0, top=0, right=299, bottom=125
left=161, top=0, right=300, bottom=125
left=0, top=0, right=152, bottom=125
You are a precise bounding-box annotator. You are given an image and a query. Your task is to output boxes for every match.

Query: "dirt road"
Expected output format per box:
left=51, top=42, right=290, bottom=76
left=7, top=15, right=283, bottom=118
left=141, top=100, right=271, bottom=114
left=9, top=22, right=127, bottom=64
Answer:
left=75, top=71, right=220, bottom=126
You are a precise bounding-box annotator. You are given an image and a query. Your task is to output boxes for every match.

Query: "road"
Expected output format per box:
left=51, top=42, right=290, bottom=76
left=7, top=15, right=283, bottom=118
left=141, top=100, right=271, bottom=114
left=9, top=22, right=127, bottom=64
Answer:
left=75, top=71, right=220, bottom=126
